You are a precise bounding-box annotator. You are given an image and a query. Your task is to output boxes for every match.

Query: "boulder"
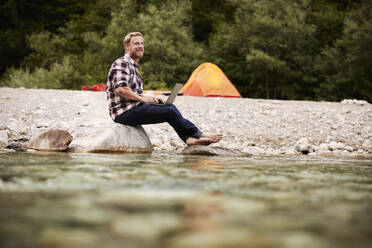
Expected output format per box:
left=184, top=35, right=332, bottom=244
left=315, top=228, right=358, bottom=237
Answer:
left=27, top=129, right=73, bottom=151
left=68, top=124, right=152, bottom=153
left=295, top=137, right=310, bottom=154
left=182, top=146, right=249, bottom=157
left=0, top=130, right=8, bottom=149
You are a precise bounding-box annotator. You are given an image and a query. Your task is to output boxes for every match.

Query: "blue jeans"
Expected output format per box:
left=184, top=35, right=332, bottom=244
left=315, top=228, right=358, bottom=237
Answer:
left=114, top=103, right=202, bottom=143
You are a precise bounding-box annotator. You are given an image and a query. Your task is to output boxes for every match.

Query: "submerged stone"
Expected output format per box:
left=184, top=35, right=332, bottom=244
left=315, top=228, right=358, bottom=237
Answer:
left=111, top=213, right=181, bottom=239
left=182, top=146, right=249, bottom=157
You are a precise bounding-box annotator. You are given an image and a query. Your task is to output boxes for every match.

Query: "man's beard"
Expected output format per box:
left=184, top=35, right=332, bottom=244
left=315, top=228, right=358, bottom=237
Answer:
left=130, top=50, right=144, bottom=60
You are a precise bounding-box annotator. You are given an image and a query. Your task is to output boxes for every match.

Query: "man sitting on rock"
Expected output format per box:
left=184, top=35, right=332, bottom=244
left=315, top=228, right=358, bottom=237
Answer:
left=106, top=32, right=222, bottom=146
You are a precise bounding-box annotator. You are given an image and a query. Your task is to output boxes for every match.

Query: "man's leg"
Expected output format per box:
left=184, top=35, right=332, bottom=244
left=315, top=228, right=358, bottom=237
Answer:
left=165, top=105, right=222, bottom=144
left=115, top=103, right=203, bottom=142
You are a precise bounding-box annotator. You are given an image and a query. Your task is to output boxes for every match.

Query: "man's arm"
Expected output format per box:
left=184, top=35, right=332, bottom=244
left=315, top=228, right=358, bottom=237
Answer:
left=116, top=86, right=164, bottom=103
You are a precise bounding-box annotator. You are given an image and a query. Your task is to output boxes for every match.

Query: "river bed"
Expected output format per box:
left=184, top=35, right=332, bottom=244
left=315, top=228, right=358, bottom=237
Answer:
left=0, top=152, right=371, bottom=248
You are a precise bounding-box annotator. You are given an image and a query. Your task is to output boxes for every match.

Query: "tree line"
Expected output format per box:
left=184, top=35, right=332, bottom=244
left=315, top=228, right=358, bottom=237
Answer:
left=0, top=0, right=371, bottom=102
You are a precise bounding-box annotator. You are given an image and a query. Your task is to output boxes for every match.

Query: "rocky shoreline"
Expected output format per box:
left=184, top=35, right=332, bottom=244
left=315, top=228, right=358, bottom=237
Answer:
left=0, top=87, right=371, bottom=157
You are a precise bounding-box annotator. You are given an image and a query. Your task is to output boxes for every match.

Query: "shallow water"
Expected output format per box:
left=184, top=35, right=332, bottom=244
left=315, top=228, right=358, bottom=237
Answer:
left=0, top=152, right=371, bottom=248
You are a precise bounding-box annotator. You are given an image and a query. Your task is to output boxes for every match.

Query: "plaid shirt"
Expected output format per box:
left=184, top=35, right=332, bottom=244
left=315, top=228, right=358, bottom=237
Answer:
left=106, top=54, right=143, bottom=121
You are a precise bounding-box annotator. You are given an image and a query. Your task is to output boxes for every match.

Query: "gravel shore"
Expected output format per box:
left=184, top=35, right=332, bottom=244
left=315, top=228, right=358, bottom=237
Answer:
left=0, top=87, right=371, bottom=157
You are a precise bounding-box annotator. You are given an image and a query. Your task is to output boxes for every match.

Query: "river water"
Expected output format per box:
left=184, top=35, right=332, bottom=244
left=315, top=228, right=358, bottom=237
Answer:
left=0, top=152, right=371, bottom=248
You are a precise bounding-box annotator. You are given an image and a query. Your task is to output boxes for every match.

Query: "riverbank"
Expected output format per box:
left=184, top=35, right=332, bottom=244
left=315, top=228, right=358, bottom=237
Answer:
left=0, top=87, right=371, bottom=157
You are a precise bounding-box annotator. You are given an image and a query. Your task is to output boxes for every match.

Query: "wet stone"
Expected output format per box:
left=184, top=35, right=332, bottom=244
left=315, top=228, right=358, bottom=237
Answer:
left=7, top=142, right=27, bottom=152
left=38, top=228, right=99, bottom=248
left=181, top=146, right=249, bottom=157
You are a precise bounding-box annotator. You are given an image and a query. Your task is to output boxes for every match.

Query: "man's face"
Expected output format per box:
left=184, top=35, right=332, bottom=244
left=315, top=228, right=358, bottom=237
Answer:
left=126, top=35, right=144, bottom=61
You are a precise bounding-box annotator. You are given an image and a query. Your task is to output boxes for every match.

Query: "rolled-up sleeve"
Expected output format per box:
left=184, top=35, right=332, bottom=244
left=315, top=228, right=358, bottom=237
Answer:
left=111, top=62, right=130, bottom=89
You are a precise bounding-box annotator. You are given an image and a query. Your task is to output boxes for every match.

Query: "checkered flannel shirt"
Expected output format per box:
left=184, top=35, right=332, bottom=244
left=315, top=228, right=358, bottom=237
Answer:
left=106, top=54, right=143, bottom=121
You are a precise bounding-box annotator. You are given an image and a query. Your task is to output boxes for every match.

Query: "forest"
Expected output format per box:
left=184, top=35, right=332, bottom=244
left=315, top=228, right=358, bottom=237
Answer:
left=0, top=0, right=371, bottom=101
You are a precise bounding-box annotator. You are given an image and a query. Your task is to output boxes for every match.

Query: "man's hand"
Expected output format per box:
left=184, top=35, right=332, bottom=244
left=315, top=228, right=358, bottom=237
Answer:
left=153, top=95, right=166, bottom=104
left=116, top=86, right=166, bottom=104
left=140, top=95, right=165, bottom=104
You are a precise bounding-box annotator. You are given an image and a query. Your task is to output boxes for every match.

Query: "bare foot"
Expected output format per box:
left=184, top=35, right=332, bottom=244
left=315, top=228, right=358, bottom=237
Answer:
left=186, top=137, right=212, bottom=146
left=201, top=133, right=223, bottom=143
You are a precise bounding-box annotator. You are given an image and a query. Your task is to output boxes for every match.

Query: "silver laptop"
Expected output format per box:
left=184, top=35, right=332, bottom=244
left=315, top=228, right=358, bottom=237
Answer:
left=151, top=83, right=183, bottom=105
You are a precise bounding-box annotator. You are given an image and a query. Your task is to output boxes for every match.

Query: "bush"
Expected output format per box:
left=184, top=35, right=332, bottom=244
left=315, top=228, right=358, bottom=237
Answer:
left=1, top=57, right=81, bottom=89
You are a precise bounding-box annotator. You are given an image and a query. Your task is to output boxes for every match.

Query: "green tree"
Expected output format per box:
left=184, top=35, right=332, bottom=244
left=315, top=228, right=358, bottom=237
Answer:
left=190, top=0, right=236, bottom=43
left=0, top=0, right=92, bottom=74
left=316, top=0, right=372, bottom=102
left=77, top=0, right=205, bottom=88
left=308, top=0, right=359, bottom=49
left=3, top=0, right=204, bottom=90
left=209, top=0, right=315, bottom=99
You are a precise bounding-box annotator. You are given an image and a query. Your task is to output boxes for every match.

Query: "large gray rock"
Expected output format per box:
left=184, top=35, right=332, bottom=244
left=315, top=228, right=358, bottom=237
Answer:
left=182, top=146, right=249, bottom=157
left=68, top=124, right=152, bottom=153
left=27, top=129, right=73, bottom=151
left=0, top=130, right=8, bottom=149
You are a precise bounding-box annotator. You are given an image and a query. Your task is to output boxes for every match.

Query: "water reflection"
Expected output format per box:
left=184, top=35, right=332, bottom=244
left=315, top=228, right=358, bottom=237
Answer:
left=0, top=152, right=371, bottom=248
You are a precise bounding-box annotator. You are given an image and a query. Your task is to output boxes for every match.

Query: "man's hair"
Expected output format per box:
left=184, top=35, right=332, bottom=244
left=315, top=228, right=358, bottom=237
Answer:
left=123, top=32, right=143, bottom=47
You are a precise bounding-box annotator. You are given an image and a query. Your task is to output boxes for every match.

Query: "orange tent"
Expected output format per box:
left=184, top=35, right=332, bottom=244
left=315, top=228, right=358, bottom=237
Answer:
left=181, top=62, right=241, bottom=98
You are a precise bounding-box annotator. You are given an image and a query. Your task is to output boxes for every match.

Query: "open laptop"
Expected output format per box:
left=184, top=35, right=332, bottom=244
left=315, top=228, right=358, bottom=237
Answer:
left=151, top=83, right=183, bottom=105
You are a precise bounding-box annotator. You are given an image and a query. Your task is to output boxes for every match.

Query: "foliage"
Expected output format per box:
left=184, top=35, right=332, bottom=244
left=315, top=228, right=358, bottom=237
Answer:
left=316, top=0, right=372, bottom=102
left=136, top=1, right=205, bottom=88
left=87, top=0, right=205, bottom=88
left=1, top=57, right=80, bottom=89
left=190, top=0, right=236, bottom=43
left=209, top=0, right=315, bottom=99
left=6, top=0, right=203, bottom=90
left=0, top=0, right=92, bottom=73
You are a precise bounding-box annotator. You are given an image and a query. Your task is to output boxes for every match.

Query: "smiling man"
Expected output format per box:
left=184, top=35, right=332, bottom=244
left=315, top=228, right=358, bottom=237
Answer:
left=106, top=32, right=222, bottom=146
